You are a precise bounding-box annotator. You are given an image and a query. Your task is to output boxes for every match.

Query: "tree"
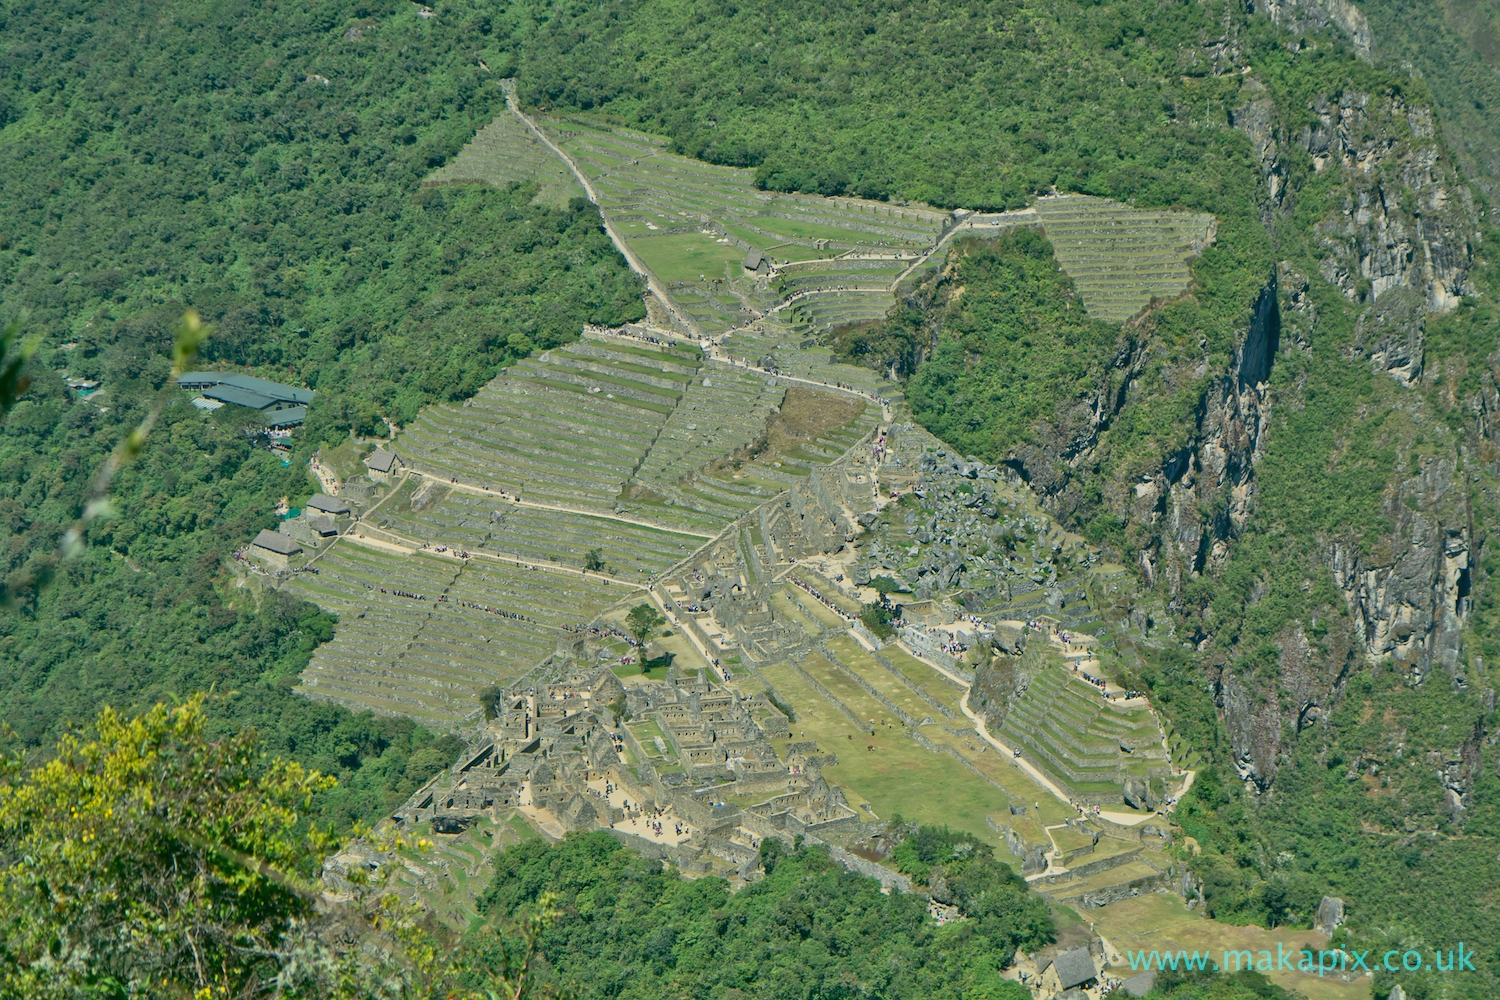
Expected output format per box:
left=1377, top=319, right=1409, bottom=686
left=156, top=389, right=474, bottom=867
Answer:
left=625, top=603, right=666, bottom=644
left=0, top=695, right=335, bottom=998
left=0, top=316, right=36, bottom=418
left=0, top=695, right=570, bottom=1000
left=860, top=601, right=897, bottom=640
left=584, top=549, right=605, bottom=573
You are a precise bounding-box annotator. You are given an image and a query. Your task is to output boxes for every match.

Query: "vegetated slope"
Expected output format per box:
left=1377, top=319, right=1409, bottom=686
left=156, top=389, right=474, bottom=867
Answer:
left=1353, top=0, right=1500, bottom=199
left=515, top=0, right=1272, bottom=211
left=0, top=0, right=643, bottom=436
left=506, top=1, right=1500, bottom=992
left=0, top=362, right=463, bottom=830
left=424, top=100, right=584, bottom=209
left=896, top=229, right=1123, bottom=458
left=0, top=0, right=639, bottom=828
left=474, top=830, right=1048, bottom=1000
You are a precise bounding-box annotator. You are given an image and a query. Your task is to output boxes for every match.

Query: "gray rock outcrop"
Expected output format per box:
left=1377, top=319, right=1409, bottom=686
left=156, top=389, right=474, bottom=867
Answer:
left=1314, top=896, right=1346, bottom=936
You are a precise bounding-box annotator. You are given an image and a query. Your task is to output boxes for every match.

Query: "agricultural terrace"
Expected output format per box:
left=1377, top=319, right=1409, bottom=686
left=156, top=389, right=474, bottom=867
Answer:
left=1034, top=195, right=1215, bottom=323
left=996, top=655, right=1172, bottom=801
left=782, top=290, right=898, bottom=338
left=541, top=117, right=946, bottom=332
left=423, top=105, right=584, bottom=208
left=718, top=317, right=896, bottom=400
left=626, top=383, right=883, bottom=529
left=289, top=543, right=624, bottom=723
left=627, top=366, right=785, bottom=516
left=368, top=484, right=704, bottom=580
left=395, top=337, right=702, bottom=514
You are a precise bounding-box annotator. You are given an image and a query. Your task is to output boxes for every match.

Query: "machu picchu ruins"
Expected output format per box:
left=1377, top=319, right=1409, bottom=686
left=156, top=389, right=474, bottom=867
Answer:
left=261, top=100, right=1216, bottom=997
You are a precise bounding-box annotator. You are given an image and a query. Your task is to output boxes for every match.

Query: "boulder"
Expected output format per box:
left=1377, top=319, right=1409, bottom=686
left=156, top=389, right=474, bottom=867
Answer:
left=1123, top=777, right=1156, bottom=811
left=927, top=868, right=956, bottom=904
left=1314, top=896, right=1345, bottom=936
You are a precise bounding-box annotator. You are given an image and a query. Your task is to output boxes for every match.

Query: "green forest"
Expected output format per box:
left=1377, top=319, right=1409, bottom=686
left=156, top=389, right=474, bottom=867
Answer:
left=0, top=0, right=641, bottom=826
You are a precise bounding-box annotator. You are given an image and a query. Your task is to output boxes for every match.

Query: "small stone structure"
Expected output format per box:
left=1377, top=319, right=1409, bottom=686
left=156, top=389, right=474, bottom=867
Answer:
left=365, top=447, right=405, bottom=482
left=250, top=529, right=301, bottom=570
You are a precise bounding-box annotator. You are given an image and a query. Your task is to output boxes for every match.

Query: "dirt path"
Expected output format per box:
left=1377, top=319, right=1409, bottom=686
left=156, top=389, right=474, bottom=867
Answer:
left=342, top=523, right=648, bottom=590
left=886, top=208, right=1041, bottom=290
left=703, top=354, right=893, bottom=419
left=407, top=469, right=716, bottom=539
left=502, top=82, right=701, bottom=338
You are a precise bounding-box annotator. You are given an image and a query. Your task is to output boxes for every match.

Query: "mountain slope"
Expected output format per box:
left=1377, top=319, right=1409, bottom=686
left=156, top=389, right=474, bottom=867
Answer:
left=504, top=2, right=1500, bottom=993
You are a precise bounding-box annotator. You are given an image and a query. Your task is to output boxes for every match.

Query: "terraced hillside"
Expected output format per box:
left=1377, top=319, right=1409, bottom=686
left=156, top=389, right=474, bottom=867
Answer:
left=996, top=653, right=1171, bottom=803
left=424, top=105, right=584, bottom=208
left=542, top=117, right=947, bottom=333
left=290, top=326, right=894, bottom=722
left=370, top=485, right=705, bottom=581
left=627, top=366, right=784, bottom=512
left=396, top=337, right=702, bottom=511
left=1034, top=195, right=1215, bottom=323
left=287, top=543, right=625, bottom=723
left=626, top=377, right=884, bottom=528
left=719, top=317, right=898, bottom=399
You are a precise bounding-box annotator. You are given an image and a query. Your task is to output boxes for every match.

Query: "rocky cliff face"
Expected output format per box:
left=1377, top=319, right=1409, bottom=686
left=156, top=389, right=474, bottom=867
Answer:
left=1234, top=78, right=1480, bottom=376
left=1237, top=78, right=1486, bottom=674
left=1212, top=53, right=1499, bottom=791
left=1004, top=38, right=1492, bottom=791
left=1253, top=0, right=1372, bottom=60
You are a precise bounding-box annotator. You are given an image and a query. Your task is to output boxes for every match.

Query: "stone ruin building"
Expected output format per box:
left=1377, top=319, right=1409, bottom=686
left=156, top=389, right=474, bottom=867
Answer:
left=343, top=663, right=860, bottom=887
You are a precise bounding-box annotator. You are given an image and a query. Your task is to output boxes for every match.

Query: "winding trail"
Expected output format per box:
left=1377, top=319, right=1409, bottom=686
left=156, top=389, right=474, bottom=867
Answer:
left=405, top=469, right=717, bottom=539
left=502, top=82, right=702, bottom=338
left=886, top=208, right=1040, bottom=291
left=339, top=520, right=648, bottom=589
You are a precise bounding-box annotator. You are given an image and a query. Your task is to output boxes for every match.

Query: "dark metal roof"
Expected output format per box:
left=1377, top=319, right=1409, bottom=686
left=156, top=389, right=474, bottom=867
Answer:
left=1052, top=949, right=1097, bottom=991
left=365, top=448, right=402, bottom=472
left=179, top=372, right=315, bottom=404
left=307, top=493, right=351, bottom=515
left=263, top=405, right=307, bottom=427
left=203, top=383, right=278, bottom=410
left=252, top=529, right=302, bottom=555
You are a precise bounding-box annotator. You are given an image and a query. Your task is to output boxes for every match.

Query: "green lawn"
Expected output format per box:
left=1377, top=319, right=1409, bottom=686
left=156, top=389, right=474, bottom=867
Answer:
left=629, top=231, right=748, bottom=283
left=759, top=662, right=1018, bottom=855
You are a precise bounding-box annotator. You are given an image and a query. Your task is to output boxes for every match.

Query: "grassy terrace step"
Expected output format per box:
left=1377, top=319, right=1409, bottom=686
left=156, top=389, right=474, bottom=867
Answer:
left=372, top=491, right=702, bottom=579
left=799, top=652, right=894, bottom=727
left=541, top=353, right=693, bottom=392
left=287, top=544, right=625, bottom=723
left=423, top=107, right=583, bottom=209
left=1032, top=195, right=1214, bottom=324
left=880, top=648, right=966, bottom=714
left=824, top=638, right=937, bottom=724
